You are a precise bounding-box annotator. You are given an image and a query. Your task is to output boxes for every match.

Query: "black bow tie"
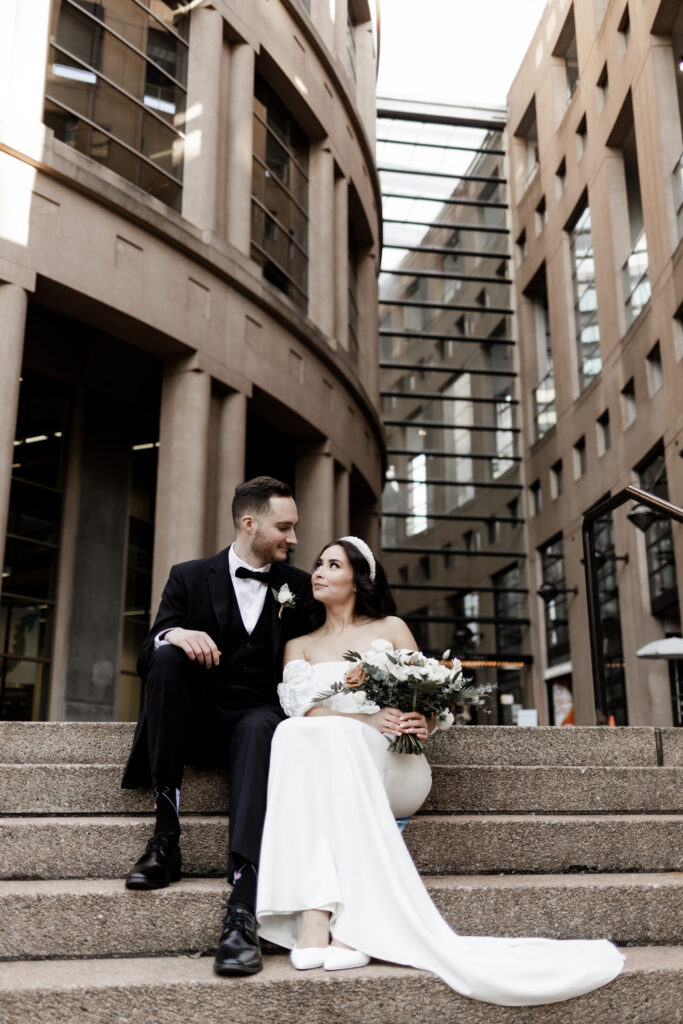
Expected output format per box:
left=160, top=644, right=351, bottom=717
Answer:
left=235, top=566, right=275, bottom=585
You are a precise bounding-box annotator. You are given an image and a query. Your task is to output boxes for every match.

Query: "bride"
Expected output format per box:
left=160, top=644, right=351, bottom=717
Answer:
left=255, top=536, right=624, bottom=1006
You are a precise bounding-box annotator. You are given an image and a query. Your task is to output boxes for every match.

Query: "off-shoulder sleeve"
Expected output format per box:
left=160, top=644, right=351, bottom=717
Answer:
left=277, top=660, right=320, bottom=717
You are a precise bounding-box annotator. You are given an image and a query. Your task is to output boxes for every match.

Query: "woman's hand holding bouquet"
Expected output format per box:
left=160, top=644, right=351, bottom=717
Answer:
left=314, top=639, right=493, bottom=754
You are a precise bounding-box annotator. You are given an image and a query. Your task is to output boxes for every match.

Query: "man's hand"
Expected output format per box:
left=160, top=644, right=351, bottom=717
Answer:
left=165, top=628, right=221, bottom=668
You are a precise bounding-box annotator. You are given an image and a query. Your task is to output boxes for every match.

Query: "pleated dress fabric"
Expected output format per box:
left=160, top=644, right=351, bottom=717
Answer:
left=256, top=660, right=624, bottom=1007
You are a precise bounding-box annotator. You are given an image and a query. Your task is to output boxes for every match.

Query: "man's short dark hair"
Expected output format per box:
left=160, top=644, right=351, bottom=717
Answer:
left=232, top=476, right=293, bottom=529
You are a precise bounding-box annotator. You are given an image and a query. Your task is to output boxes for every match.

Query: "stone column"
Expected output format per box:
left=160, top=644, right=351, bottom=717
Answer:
left=308, top=144, right=335, bottom=339
left=358, top=249, right=379, bottom=399
left=182, top=6, right=224, bottom=233
left=333, top=175, right=349, bottom=351
left=151, top=362, right=211, bottom=612
left=334, top=463, right=350, bottom=538
left=214, top=390, right=247, bottom=550
left=61, top=395, right=132, bottom=721
left=334, top=0, right=349, bottom=66
left=294, top=444, right=335, bottom=571
left=226, top=43, right=255, bottom=255
left=0, top=284, right=26, bottom=590
left=354, top=20, right=377, bottom=143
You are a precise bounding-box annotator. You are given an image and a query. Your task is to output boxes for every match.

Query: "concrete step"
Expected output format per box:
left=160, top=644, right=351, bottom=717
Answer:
left=3, top=762, right=682, bottom=814
left=0, top=948, right=681, bottom=1024
left=2, top=813, right=682, bottom=880
left=0, top=873, right=680, bottom=960
left=2, top=721, right=681, bottom=766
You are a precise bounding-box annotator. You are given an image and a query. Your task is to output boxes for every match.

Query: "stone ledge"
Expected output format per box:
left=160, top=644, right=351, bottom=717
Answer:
left=0, top=874, right=680, bottom=959
left=0, top=948, right=681, bottom=1024
left=0, top=723, right=667, bottom=766
left=1, top=814, right=682, bottom=880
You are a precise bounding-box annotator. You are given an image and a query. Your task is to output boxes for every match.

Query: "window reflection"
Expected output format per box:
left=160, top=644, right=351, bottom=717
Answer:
left=44, top=0, right=188, bottom=211
left=251, top=73, right=309, bottom=311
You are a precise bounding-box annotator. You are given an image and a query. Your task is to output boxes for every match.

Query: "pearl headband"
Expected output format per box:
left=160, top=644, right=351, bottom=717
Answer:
left=339, top=536, right=376, bottom=581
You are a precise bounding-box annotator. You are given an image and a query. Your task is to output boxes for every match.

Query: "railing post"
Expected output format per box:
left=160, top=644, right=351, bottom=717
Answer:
left=582, top=517, right=607, bottom=721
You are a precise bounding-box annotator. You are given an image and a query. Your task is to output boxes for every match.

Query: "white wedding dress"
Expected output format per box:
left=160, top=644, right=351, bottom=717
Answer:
left=256, top=660, right=625, bottom=1007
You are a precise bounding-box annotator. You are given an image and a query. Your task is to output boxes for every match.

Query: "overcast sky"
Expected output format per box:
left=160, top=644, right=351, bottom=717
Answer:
left=376, top=0, right=549, bottom=108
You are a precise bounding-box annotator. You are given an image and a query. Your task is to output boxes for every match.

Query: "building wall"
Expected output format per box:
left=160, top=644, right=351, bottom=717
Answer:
left=507, top=0, right=683, bottom=725
left=0, top=0, right=383, bottom=722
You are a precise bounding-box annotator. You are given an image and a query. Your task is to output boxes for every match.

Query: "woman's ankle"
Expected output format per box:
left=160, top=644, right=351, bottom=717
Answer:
left=296, top=909, right=330, bottom=949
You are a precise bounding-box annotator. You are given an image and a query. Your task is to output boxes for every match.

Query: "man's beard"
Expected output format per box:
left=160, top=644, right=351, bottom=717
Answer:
left=251, top=528, right=288, bottom=563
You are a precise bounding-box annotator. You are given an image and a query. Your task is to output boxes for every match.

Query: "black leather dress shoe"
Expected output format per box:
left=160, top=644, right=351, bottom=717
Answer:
left=214, top=906, right=263, bottom=976
left=125, top=833, right=181, bottom=890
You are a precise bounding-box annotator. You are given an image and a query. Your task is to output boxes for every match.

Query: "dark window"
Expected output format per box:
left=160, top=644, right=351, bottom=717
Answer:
left=251, top=73, right=309, bottom=312
left=44, top=0, right=188, bottom=211
left=637, top=445, right=679, bottom=615
left=2, top=371, right=71, bottom=720
left=594, top=511, right=628, bottom=724
left=568, top=196, right=601, bottom=389
left=348, top=220, right=359, bottom=364
left=540, top=535, right=570, bottom=665
left=493, top=563, right=524, bottom=653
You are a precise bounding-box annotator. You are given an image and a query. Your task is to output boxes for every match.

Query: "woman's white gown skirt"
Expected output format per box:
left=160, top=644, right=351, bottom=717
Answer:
left=256, top=665, right=624, bottom=1007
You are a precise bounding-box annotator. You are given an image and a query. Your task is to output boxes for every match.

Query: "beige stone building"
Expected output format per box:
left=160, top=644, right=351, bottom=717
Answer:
left=508, top=0, right=683, bottom=725
left=0, top=0, right=382, bottom=723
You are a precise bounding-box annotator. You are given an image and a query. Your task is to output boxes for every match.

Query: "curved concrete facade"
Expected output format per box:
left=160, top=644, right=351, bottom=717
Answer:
left=0, top=0, right=383, bottom=721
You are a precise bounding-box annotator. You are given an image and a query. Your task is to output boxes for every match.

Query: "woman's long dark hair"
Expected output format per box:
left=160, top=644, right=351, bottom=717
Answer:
left=306, top=538, right=396, bottom=630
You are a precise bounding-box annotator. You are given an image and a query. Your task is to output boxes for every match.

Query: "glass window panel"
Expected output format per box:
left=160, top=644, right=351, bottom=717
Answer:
left=2, top=537, right=60, bottom=602
left=47, top=47, right=96, bottom=119
left=141, top=111, right=181, bottom=176
left=139, top=154, right=181, bottom=209
left=55, top=2, right=102, bottom=67
left=7, top=481, right=62, bottom=545
left=92, top=75, right=143, bottom=150
left=100, top=26, right=146, bottom=102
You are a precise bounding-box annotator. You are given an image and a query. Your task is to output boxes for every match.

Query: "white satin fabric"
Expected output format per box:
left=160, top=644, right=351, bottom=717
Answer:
left=256, top=660, right=624, bottom=1007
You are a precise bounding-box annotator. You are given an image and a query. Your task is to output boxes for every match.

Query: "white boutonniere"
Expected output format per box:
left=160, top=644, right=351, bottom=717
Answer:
left=272, top=583, right=296, bottom=618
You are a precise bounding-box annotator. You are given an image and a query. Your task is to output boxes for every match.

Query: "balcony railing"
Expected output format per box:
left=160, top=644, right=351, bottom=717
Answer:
left=532, top=369, right=557, bottom=440
left=622, top=231, right=651, bottom=328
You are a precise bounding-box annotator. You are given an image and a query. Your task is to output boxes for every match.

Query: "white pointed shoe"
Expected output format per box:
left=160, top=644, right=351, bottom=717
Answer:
left=323, top=946, right=370, bottom=971
left=290, top=946, right=328, bottom=970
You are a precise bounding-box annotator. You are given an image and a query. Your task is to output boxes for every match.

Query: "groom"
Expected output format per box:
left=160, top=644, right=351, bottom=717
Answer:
left=121, top=476, right=312, bottom=976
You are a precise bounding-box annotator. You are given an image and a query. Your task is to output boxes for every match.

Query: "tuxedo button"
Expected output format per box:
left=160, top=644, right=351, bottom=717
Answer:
left=245, top=642, right=252, bottom=649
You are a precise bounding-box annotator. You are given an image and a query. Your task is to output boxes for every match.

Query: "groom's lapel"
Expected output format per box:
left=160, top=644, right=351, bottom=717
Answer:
left=268, top=562, right=287, bottom=670
left=207, top=546, right=233, bottom=636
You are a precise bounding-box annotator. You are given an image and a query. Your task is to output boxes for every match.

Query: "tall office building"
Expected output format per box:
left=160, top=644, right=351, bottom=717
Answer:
left=377, top=99, right=531, bottom=723
left=0, top=0, right=382, bottom=723
left=508, top=0, right=683, bottom=725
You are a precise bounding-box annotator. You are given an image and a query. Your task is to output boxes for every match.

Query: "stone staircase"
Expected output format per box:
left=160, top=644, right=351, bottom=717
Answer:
left=0, top=722, right=681, bottom=1023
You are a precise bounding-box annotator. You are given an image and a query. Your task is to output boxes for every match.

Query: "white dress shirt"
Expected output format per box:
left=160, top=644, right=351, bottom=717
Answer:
left=228, top=545, right=272, bottom=634
left=154, top=545, right=272, bottom=648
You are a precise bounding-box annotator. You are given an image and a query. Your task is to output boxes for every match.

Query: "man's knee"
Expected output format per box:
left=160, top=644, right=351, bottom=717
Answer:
left=233, top=706, right=284, bottom=746
left=147, top=643, right=195, bottom=690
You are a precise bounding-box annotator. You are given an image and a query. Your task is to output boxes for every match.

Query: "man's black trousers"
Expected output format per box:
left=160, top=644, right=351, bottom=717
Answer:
left=143, top=644, right=285, bottom=877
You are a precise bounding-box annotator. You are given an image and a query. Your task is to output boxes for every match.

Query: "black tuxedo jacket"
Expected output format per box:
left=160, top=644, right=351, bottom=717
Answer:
left=122, top=547, right=312, bottom=788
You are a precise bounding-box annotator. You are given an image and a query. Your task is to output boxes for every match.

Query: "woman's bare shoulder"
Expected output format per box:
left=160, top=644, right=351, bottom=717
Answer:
left=283, top=635, right=308, bottom=663
left=375, top=616, right=417, bottom=647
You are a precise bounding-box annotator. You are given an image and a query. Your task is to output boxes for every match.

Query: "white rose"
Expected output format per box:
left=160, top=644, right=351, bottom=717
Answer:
left=363, top=651, right=390, bottom=671
left=277, top=584, right=293, bottom=603
left=437, top=710, right=455, bottom=730
left=369, top=638, right=394, bottom=653
left=352, top=690, right=367, bottom=705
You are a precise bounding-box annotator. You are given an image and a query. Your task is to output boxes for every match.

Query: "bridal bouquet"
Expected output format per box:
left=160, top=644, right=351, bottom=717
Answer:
left=313, top=639, right=493, bottom=754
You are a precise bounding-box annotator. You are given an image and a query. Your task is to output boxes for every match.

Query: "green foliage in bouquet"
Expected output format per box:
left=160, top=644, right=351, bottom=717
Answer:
left=312, top=640, right=494, bottom=754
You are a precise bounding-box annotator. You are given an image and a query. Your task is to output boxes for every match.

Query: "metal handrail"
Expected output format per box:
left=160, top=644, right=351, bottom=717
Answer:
left=582, top=485, right=683, bottom=720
